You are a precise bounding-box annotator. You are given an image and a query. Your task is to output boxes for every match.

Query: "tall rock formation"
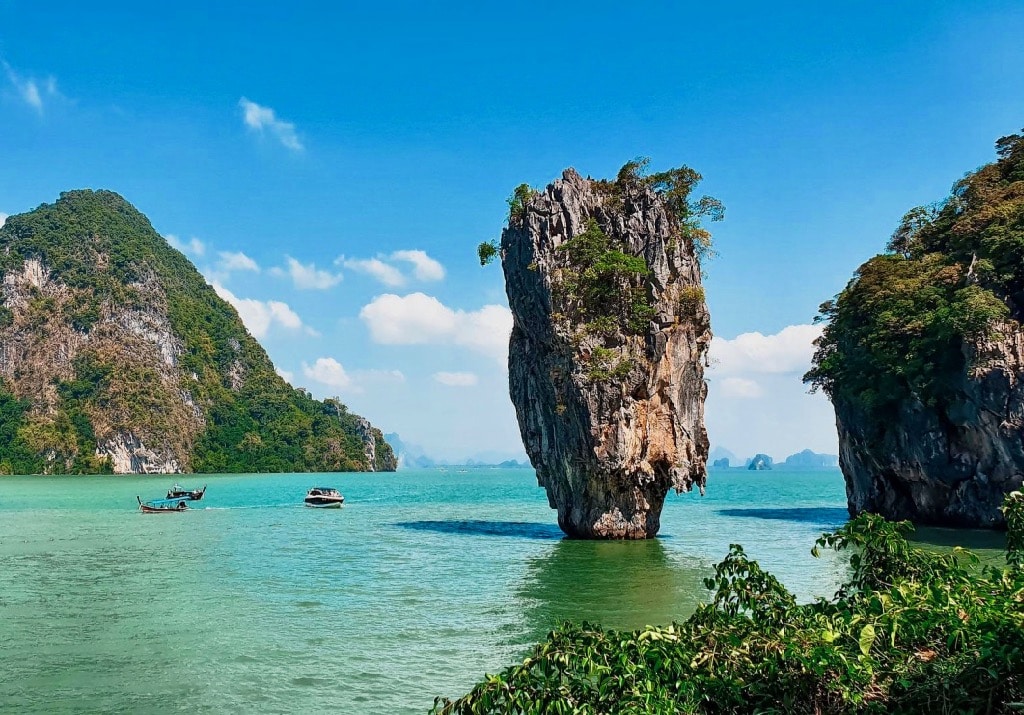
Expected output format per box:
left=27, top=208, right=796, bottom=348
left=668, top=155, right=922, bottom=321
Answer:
left=499, top=163, right=717, bottom=538
left=806, top=130, right=1024, bottom=527
left=0, top=190, right=395, bottom=474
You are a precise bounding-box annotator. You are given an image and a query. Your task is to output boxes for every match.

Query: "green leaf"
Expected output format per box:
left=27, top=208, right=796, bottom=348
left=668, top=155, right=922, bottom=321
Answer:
left=858, top=624, right=876, bottom=656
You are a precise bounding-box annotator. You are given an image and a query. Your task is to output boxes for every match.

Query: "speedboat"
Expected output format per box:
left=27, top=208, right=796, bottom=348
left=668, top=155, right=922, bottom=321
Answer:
left=304, top=487, right=344, bottom=508
left=137, top=496, right=189, bottom=513
left=167, top=484, right=206, bottom=500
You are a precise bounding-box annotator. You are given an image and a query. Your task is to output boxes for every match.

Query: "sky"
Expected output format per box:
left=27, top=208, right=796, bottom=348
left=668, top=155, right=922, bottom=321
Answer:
left=1, top=1, right=1023, bottom=463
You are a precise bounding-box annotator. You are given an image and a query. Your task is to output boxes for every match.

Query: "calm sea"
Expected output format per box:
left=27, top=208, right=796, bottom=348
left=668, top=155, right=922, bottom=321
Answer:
left=0, top=467, right=1003, bottom=713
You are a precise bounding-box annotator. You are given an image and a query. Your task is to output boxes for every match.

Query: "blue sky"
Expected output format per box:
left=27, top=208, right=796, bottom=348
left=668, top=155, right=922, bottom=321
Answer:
left=1, top=1, right=1023, bottom=462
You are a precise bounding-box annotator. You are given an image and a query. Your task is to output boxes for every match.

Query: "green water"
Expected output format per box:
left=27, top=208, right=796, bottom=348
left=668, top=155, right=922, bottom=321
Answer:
left=0, top=468, right=1003, bottom=713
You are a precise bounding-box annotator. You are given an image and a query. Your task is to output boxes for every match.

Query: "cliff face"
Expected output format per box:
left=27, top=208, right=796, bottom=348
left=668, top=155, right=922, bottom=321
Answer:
left=501, top=168, right=712, bottom=538
left=836, top=325, right=1024, bottom=527
left=0, top=190, right=395, bottom=474
left=807, top=130, right=1024, bottom=527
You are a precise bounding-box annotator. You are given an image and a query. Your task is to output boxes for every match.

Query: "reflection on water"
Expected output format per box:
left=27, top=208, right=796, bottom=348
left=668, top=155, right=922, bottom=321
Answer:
left=393, top=519, right=563, bottom=540
left=716, top=507, right=849, bottom=530
left=516, top=538, right=708, bottom=642
left=910, top=525, right=1007, bottom=567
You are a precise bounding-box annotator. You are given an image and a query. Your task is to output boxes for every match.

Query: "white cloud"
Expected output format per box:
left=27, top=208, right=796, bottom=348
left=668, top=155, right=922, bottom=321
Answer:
left=302, top=357, right=351, bottom=390
left=390, top=250, right=445, bottom=281
left=709, top=324, right=823, bottom=376
left=718, top=376, right=764, bottom=399
left=359, top=292, right=512, bottom=361
left=166, top=234, right=206, bottom=257
left=239, top=97, right=304, bottom=152
left=271, top=256, right=342, bottom=290
left=0, top=213, right=7, bottom=228
left=218, top=250, right=260, bottom=273
left=301, top=360, right=404, bottom=394
left=2, top=61, right=60, bottom=113
left=276, top=367, right=295, bottom=385
left=433, top=371, right=479, bottom=387
left=213, top=283, right=318, bottom=338
left=343, top=257, right=405, bottom=287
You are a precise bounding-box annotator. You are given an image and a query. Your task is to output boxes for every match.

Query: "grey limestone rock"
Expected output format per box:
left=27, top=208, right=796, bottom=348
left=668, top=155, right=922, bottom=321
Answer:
left=837, top=323, right=1024, bottom=527
left=500, top=168, right=711, bottom=538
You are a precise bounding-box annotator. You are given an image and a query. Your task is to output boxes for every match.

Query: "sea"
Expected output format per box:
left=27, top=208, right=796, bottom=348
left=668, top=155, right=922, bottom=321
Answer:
left=0, top=467, right=1006, bottom=714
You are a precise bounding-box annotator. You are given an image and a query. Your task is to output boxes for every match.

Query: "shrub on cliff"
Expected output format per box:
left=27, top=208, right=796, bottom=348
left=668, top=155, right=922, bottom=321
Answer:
left=432, top=494, right=1024, bottom=714
left=805, top=131, right=1024, bottom=418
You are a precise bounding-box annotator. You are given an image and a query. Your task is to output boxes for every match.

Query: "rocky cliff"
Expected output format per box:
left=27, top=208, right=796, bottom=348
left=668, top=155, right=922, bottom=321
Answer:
left=0, top=190, right=395, bottom=474
left=806, top=130, right=1024, bottom=526
left=500, top=163, right=717, bottom=538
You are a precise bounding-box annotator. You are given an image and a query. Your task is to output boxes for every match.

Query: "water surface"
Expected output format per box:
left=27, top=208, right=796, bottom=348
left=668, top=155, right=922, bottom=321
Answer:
left=0, top=467, right=995, bottom=713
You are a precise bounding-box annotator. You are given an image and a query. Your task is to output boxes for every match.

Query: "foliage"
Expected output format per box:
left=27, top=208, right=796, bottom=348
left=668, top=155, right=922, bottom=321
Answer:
left=0, top=190, right=394, bottom=474
left=478, top=240, right=499, bottom=266
left=554, top=219, right=654, bottom=337
left=433, top=494, right=1024, bottom=714
left=508, top=184, right=539, bottom=225
left=806, top=131, right=1024, bottom=417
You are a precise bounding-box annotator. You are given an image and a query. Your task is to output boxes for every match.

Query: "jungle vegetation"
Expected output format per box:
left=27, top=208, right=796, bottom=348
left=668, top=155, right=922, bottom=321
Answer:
left=0, top=190, right=394, bottom=474
left=433, top=492, right=1024, bottom=714
left=805, top=131, right=1024, bottom=418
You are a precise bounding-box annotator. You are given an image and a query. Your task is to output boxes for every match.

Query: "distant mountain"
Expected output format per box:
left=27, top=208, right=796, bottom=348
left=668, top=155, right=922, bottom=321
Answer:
left=711, top=457, right=730, bottom=468
left=747, top=453, right=773, bottom=471
left=784, top=449, right=839, bottom=468
left=384, top=433, right=529, bottom=469
left=709, top=445, right=736, bottom=463
left=0, top=190, right=394, bottom=474
left=383, top=432, right=435, bottom=469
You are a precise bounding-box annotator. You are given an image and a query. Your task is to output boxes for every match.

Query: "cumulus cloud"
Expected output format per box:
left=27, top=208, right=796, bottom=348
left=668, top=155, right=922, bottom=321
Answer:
left=719, top=376, right=764, bottom=399
left=433, top=371, right=479, bottom=387
left=342, top=257, right=405, bottom=287
left=338, top=249, right=446, bottom=287
left=270, top=256, right=342, bottom=290
left=166, top=234, right=206, bottom=257
left=276, top=367, right=295, bottom=385
left=390, top=250, right=445, bottom=281
left=709, top=324, right=823, bottom=376
left=359, top=292, right=512, bottom=362
left=218, top=250, right=260, bottom=273
left=302, top=357, right=350, bottom=390
left=239, top=97, right=304, bottom=152
left=213, top=283, right=318, bottom=338
left=2, top=61, right=61, bottom=113
left=301, top=359, right=405, bottom=394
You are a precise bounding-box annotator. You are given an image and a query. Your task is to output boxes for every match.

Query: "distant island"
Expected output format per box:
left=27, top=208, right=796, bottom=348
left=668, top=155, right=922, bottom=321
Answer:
left=384, top=433, right=528, bottom=469
left=708, top=447, right=838, bottom=469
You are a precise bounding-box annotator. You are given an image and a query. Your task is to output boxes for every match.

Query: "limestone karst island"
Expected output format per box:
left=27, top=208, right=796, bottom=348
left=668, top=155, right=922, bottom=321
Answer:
left=0, top=190, right=395, bottom=475
left=3, top=3, right=1024, bottom=713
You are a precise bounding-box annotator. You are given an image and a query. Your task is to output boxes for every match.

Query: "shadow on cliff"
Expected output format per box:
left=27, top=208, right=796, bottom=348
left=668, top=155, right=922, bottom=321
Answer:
left=393, top=519, right=564, bottom=540
left=716, top=507, right=849, bottom=530
left=506, top=538, right=710, bottom=645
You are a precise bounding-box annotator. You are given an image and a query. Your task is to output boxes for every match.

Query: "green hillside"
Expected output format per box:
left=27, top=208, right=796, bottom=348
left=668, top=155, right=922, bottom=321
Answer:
left=0, top=189, right=395, bottom=474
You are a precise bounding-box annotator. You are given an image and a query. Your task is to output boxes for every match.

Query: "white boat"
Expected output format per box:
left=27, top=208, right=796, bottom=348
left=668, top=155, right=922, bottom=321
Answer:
left=304, top=487, right=344, bottom=508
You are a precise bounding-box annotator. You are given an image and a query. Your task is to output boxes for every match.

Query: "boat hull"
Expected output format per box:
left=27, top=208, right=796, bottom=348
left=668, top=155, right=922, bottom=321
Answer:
left=138, top=496, right=189, bottom=513
left=304, top=498, right=344, bottom=508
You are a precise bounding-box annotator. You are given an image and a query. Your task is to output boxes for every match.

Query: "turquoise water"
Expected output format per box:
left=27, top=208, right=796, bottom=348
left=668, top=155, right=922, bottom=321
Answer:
left=0, top=467, right=985, bottom=713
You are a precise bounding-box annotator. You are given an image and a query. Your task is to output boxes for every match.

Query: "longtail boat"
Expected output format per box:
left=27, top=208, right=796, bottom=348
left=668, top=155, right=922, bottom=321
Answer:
left=137, top=496, right=189, bottom=513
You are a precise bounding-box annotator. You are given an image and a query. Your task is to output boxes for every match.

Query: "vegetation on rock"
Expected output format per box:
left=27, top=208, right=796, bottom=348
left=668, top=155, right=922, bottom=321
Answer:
left=0, top=190, right=395, bottom=474
left=433, top=493, right=1024, bottom=714
left=805, top=131, right=1024, bottom=418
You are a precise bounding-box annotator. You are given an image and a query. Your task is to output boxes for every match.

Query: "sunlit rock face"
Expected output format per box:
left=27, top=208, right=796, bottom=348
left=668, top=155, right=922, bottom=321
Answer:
left=501, top=169, right=711, bottom=539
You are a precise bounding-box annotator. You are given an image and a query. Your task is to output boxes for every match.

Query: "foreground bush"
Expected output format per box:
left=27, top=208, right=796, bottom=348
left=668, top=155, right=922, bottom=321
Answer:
left=433, top=493, right=1024, bottom=714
